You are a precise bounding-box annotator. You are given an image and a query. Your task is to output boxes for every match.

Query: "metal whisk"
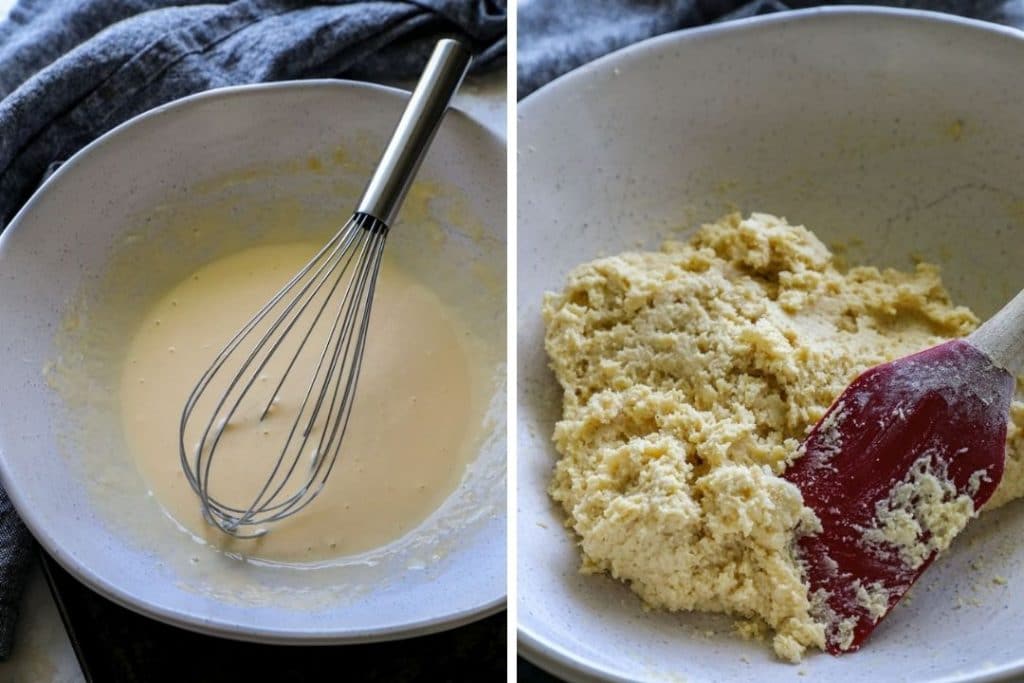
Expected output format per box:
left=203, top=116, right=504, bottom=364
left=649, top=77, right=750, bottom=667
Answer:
left=179, top=39, right=473, bottom=538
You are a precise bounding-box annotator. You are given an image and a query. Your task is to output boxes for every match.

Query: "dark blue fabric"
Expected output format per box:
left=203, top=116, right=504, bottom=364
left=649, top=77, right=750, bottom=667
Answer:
left=0, top=487, right=27, bottom=659
left=517, top=0, right=1024, bottom=96
left=0, top=0, right=506, bottom=227
left=0, top=0, right=504, bottom=659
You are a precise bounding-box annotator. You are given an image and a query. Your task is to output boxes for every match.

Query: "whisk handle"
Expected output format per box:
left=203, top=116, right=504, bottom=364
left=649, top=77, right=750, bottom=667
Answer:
left=356, top=39, right=473, bottom=226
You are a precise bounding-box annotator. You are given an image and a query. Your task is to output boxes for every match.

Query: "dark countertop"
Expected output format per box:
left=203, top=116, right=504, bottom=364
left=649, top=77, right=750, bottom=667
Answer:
left=519, top=656, right=564, bottom=682
left=41, top=551, right=505, bottom=682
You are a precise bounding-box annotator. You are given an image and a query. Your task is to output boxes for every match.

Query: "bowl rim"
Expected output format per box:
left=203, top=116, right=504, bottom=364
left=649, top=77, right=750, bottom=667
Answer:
left=0, top=78, right=506, bottom=644
left=516, top=5, right=1024, bottom=682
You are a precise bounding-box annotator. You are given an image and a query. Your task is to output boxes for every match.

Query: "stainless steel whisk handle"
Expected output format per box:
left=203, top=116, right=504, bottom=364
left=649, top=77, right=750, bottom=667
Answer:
left=355, top=39, right=473, bottom=226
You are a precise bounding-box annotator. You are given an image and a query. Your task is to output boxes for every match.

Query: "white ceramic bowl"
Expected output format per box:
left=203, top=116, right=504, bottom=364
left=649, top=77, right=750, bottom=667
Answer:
left=519, top=8, right=1024, bottom=682
left=0, top=81, right=506, bottom=642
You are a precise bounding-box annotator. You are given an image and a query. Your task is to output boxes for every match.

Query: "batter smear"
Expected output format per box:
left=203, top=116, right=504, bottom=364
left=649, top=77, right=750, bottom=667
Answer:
left=542, top=213, right=1024, bottom=661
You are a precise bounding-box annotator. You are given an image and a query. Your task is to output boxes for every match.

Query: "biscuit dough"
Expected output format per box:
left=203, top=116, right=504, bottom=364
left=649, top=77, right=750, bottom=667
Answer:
left=543, top=213, right=1024, bottom=661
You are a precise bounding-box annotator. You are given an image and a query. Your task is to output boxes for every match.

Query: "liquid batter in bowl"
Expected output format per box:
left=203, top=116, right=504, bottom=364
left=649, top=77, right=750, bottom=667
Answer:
left=119, top=241, right=493, bottom=563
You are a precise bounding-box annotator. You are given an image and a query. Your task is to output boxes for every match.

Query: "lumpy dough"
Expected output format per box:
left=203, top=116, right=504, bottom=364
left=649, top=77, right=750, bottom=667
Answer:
left=542, top=213, right=1024, bottom=662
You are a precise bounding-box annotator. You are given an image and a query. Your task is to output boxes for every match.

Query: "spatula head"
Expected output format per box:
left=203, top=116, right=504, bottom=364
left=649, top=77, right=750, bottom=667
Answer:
left=783, top=339, right=1015, bottom=654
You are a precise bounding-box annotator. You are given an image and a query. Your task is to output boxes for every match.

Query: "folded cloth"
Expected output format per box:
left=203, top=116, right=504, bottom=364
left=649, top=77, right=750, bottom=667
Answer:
left=0, top=486, right=30, bottom=660
left=517, top=0, right=1024, bottom=97
left=0, top=0, right=506, bottom=228
left=0, top=0, right=505, bottom=659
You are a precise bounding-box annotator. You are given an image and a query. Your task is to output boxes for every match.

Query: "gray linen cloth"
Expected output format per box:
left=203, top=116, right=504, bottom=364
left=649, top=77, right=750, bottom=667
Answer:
left=518, top=0, right=1024, bottom=96
left=0, top=0, right=504, bottom=659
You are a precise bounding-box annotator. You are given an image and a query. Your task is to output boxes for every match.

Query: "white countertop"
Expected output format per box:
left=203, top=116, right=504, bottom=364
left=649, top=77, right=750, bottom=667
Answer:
left=0, top=2, right=504, bottom=676
left=0, top=564, right=82, bottom=683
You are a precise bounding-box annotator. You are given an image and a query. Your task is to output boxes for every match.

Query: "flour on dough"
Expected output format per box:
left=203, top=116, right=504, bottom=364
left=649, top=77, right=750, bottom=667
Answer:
left=543, top=213, right=1024, bottom=662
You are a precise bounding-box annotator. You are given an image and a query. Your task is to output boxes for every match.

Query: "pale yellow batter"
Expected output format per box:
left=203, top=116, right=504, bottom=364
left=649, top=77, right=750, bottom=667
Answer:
left=120, top=242, right=493, bottom=563
left=543, top=213, right=1024, bottom=662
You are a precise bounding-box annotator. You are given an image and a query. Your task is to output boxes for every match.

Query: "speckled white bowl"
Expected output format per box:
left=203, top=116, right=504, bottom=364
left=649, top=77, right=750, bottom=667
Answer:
left=0, top=81, right=506, bottom=642
left=519, top=8, right=1024, bottom=682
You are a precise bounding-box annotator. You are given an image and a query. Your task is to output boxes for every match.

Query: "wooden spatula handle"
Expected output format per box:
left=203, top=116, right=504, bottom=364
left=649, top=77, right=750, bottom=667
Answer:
left=969, top=287, right=1024, bottom=376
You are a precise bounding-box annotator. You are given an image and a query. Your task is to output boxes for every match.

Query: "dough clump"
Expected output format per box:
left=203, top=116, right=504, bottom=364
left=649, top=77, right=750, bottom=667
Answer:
left=543, top=213, right=1024, bottom=662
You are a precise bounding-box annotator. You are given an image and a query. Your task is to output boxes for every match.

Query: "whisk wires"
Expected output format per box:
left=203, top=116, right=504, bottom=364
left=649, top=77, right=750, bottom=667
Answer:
left=179, top=214, right=388, bottom=537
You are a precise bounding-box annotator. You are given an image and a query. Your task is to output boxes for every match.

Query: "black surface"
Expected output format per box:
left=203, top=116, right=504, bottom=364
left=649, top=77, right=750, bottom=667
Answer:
left=518, top=656, right=565, bottom=682
left=39, top=551, right=505, bottom=683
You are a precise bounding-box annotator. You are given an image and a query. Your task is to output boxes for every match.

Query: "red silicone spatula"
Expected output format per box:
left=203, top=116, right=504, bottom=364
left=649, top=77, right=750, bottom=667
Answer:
left=783, top=288, right=1024, bottom=654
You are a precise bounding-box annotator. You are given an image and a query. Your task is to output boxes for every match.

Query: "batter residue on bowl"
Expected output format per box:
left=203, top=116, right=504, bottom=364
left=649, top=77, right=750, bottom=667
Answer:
left=542, top=213, right=1024, bottom=661
left=121, top=241, right=494, bottom=563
